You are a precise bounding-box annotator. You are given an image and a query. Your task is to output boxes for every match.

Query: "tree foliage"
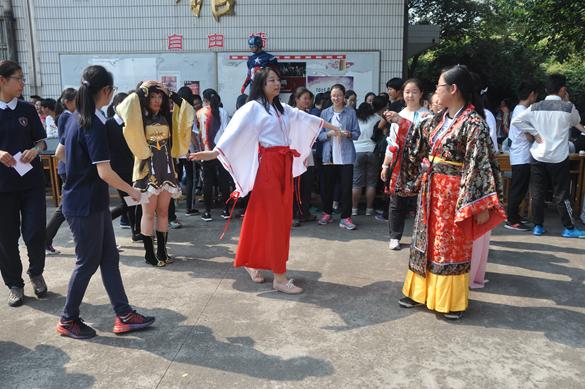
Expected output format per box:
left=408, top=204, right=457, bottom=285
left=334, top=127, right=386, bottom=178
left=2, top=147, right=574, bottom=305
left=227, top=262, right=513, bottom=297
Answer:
left=498, top=0, right=585, bottom=62
left=407, top=0, right=585, bottom=107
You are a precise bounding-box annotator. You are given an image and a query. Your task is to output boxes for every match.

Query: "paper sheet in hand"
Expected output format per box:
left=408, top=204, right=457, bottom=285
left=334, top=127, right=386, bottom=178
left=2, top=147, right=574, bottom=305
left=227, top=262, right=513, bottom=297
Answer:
left=124, top=192, right=150, bottom=206
left=13, top=152, right=33, bottom=176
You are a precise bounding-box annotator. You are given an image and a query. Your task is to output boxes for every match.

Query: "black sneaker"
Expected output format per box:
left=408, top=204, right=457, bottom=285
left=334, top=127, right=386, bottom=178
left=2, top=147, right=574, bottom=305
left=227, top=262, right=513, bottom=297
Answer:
left=504, top=220, right=530, bottom=231
left=292, top=219, right=301, bottom=227
left=201, top=212, right=212, bottom=222
left=398, top=297, right=423, bottom=308
left=132, top=234, right=144, bottom=243
left=57, top=318, right=97, bottom=339
left=185, top=209, right=200, bottom=216
left=221, top=210, right=231, bottom=220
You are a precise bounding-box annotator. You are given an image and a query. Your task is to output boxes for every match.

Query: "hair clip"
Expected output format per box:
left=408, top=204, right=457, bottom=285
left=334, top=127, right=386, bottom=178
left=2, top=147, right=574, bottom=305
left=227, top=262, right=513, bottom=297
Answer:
left=82, top=80, right=90, bottom=87
left=480, top=87, right=488, bottom=95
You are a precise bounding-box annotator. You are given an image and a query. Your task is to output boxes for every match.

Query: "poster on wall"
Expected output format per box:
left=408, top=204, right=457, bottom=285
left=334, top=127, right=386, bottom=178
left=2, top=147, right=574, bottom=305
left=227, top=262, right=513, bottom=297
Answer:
left=160, top=72, right=180, bottom=91
left=307, top=76, right=354, bottom=94
left=278, top=62, right=306, bottom=94
left=217, top=52, right=379, bottom=116
left=184, top=81, right=200, bottom=95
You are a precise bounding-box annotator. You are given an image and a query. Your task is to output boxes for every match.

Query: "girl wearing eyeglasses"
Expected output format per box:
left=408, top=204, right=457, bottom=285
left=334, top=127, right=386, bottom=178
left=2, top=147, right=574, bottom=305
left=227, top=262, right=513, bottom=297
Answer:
left=386, top=65, right=506, bottom=320
left=0, top=60, right=47, bottom=308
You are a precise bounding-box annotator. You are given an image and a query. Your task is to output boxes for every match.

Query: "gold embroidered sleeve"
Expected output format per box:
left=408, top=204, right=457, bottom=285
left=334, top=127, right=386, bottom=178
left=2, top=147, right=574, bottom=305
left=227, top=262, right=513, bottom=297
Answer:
left=118, top=93, right=151, bottom=160
left=171, top=98, right=194, bottom=158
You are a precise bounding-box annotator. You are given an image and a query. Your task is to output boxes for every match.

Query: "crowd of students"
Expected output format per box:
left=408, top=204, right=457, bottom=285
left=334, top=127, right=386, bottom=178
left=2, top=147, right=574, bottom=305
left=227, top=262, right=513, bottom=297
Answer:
left=1, top=55, right=584, bottom=340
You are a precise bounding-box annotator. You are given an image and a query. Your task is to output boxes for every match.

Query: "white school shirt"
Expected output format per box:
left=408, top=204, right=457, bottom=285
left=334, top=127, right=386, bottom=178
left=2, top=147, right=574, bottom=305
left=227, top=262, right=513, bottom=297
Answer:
left=508, top=105, right=530, bottom=165
left=330, top=112, right=343, bottom=164
left=386, top=107, right=431, bottom=159
left=484, top=110, right=498, bottom=153
left=215, top=100, right=323, bottom=197
left=512, top=96, right=581, bottom=163
left=354, top=115, right=380, bottom=154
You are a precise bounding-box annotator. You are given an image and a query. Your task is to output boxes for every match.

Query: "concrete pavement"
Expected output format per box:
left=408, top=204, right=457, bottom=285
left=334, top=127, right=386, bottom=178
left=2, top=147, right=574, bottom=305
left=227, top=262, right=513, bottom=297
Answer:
left=1, top=200, right=584, bottom=388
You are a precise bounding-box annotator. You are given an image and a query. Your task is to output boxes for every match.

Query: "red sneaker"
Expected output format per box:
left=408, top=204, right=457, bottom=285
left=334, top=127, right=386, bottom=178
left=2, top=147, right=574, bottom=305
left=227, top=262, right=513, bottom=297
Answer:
left=113, top=311, right=155, bottom=334
left=57, top=318, right=96, bottom=339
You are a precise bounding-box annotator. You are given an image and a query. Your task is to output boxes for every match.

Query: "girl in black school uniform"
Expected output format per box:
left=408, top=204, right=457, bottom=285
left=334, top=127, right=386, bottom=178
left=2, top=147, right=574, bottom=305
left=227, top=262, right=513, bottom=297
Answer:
left=55, top=66, right=154, bottom=339
left=45, top=87, right=77, bottom=255
left=0, top=60, right=48, bottom=307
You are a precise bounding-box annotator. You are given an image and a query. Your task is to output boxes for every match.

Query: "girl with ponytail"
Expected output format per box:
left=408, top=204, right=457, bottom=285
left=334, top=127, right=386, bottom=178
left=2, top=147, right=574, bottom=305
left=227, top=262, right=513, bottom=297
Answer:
left=195, top=88, right=232, bottom=221
left=54, top=65, right=154, bottom=339
left=385, top=64, right=506, bottom=320
left=116, top=80, right=193, bottom=267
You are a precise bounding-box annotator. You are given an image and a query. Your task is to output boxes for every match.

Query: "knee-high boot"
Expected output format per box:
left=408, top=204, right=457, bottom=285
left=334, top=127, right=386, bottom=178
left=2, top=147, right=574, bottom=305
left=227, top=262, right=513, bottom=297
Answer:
left=142, top=233, right=164, bottom=267
left=156, top=230, right=173, bottom=264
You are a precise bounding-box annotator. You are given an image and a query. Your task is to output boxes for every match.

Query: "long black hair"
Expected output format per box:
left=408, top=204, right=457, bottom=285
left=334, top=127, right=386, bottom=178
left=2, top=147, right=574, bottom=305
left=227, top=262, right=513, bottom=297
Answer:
left=247, top=67, right=284, bottom=115
left=356, top=102, right=375, bottom=122
left=55, top=88, right=76, bottom=123
left=178, top=86, right=195, bottom=106
left=77, top=65, right=114, bottom=129
left=107, top=92, right=129, bottom=117
left=202, top=88, right=221, bottom=134
left=441, top=65, right=485, bottom=119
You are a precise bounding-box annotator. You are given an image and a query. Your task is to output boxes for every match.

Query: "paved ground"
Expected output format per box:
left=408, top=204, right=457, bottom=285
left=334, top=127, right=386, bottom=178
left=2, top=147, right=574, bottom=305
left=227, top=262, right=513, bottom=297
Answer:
left=1, top=199, right=585, bottom=388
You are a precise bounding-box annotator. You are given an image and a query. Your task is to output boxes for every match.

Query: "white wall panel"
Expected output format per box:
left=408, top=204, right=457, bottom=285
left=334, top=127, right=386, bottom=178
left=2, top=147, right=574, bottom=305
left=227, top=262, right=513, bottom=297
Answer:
left=14, top=0, right=404, bottom=99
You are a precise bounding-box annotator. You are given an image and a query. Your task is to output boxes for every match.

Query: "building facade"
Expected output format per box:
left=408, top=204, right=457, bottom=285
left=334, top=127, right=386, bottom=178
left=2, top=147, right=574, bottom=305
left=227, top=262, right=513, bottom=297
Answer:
left=6, top=0, right=407, bottom=108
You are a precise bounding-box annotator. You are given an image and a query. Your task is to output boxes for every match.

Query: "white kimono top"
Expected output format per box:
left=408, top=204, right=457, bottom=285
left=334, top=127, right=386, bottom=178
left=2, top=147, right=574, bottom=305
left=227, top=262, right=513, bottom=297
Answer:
left=215, top=100, right=324, bottom=198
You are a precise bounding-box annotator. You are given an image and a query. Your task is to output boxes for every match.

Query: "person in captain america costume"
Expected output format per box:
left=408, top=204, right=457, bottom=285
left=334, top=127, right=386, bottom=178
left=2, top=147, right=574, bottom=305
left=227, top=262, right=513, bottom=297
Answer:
left=241, top=36, right=279, bottom=94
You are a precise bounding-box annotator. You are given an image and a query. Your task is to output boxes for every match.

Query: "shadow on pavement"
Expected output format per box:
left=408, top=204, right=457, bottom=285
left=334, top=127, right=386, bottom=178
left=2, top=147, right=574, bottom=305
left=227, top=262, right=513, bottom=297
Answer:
left=25, top=301, right=334, bottom=382
left=0, top=342, right=96, bottom=388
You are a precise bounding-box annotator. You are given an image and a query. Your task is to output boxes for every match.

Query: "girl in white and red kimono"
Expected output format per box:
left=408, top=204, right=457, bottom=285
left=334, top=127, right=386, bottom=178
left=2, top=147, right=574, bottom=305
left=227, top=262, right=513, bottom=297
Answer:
left=189, top=67, right=341, bottom=294
left=385, top=65, right=507, bottom=319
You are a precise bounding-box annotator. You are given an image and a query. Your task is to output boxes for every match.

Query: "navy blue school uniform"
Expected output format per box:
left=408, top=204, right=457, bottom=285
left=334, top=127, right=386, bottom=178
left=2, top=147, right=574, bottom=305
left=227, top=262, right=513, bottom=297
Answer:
left=0, top=98, right=47, bottom=290
left=45, top=110, right=74, bottom=247
left=56, top=110, right=72, bottom=175
left=60, top=109, right=132, bottom=321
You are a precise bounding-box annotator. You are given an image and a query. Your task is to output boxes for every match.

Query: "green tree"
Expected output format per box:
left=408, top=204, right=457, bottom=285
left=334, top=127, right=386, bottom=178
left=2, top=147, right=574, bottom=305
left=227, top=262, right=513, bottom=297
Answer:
left=498, top=0, right=585, bottom=62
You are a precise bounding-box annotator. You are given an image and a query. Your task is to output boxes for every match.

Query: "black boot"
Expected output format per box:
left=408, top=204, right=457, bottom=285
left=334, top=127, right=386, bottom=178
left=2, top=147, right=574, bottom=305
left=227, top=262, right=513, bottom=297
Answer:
left=142, top=234, right=164, bottom=267
left=156, top=230, right=173, bottom=264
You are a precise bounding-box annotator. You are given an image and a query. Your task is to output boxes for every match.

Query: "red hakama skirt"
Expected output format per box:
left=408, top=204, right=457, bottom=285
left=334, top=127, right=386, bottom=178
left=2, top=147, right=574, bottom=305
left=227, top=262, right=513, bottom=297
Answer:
left=234, top=146, right=298, bottom=274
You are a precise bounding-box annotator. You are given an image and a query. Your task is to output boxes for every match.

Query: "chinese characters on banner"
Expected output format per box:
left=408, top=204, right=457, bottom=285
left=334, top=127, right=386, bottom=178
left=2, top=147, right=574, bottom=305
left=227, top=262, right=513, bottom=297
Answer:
left=168, top=34, right=183, bottom=50
left=207, top=33, right=224, bottom=48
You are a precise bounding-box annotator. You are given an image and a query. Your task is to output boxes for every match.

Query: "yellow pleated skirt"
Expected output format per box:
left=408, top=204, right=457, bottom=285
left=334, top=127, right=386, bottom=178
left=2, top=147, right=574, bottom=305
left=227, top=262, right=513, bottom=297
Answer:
left=402, top=270, right=469, bottom=313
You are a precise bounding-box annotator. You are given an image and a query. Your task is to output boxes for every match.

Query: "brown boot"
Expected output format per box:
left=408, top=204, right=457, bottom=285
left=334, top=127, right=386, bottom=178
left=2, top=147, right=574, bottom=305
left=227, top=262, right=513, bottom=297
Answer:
left=156, top=230, right=173, bottom=264
left=142, top=234, right=164, bottom=267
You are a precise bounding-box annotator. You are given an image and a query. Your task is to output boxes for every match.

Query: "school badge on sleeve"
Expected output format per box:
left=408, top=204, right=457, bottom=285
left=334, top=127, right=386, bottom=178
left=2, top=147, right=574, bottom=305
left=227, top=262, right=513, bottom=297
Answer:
left=19, top=117, right=28, bottom=126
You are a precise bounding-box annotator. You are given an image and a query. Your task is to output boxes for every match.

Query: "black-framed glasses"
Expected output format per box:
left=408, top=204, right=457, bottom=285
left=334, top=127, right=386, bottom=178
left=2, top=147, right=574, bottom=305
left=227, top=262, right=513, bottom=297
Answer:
left=105, top=85, right=118, bottom=93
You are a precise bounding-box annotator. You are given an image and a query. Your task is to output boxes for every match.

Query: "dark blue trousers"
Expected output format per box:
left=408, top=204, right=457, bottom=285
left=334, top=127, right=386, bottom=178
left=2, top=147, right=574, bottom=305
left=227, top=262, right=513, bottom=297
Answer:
left=0, top=185, right=46, bottom=289
left=61, top=209, right=132, bottom=321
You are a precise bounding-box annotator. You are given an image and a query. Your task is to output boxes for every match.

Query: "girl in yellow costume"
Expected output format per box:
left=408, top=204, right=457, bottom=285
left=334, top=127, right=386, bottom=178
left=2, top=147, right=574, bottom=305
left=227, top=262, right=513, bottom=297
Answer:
left=385, top=65, right=506, bottom=319
left=117, top=81, right=193, bottom=267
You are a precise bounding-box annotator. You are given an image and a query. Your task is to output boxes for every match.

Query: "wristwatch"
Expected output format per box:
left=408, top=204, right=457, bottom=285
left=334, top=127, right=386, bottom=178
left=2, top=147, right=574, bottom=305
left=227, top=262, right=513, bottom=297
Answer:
left=140, top=85, right=149, bottom=95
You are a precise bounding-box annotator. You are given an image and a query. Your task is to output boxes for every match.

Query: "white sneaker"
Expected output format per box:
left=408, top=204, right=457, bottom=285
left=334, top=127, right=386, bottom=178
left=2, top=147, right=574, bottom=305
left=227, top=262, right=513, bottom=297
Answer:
left=389, top=239, right=400, bottom=250
left=351, top=208, right=358, bottom=216
left=365, top=208, right=375, bottom=216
